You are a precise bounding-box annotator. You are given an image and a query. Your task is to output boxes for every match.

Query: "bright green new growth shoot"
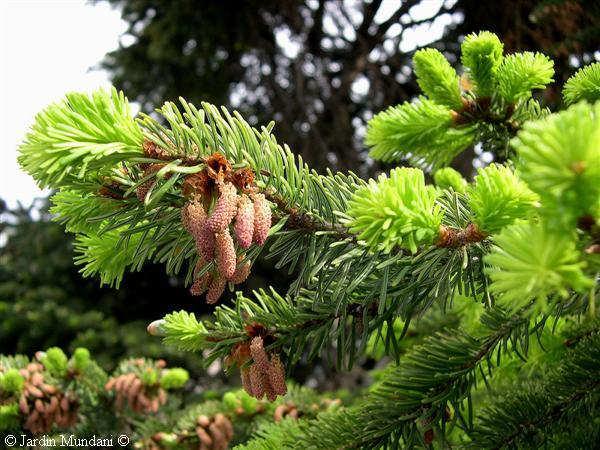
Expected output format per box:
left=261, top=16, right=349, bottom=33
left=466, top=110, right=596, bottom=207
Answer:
left=365, top=97, right=476, bottom=168
left=461, top=31, right=504, bottom=97
left=486, top=222, right=592, bottom=314
left=563, top=62, right=600, bottom=105
left=496, top=52, right=554, bottom=103
left=513, top=101, right=600, bottom=226
left=467, top=163, right=538, bottom=234
left=433, top=167, right=467, bottom=193
left=18, top=88, right=143, bottom=188
left=413, top=48, right=463, bottom=109
left=345, top=167, right=443, bottom=253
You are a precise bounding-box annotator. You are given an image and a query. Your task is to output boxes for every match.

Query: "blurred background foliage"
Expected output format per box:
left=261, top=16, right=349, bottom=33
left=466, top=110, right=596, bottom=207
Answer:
left=2, top=0, right=599, bottom=389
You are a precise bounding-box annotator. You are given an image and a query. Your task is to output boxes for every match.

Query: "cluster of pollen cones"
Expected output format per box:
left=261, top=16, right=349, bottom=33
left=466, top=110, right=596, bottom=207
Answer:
left=180, top=153, right=272, bottom=303
left=17, top=362, right=77, bottom=434
left=231, top=336, right=287, bottom=402
left=148, top=413, right=233, bottom=450
left=105, top=359, right=167, bottom=414
left=194, top=413, right=234, bottom=450
left=273, top=402, right=299, bottom=422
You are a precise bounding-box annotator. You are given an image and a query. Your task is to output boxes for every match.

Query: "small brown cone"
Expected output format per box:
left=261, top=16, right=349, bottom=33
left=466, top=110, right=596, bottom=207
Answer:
left=196, top=426, right=213, bottom=447
left=183, top=201, right=215, bottom=260
left=190, top=274, right=210, bottom=296
left=136, top=179, right=154, bottom=202
left=206, top=182, right=238, bottom=233
left=234, top=195, right=254, bottom=249
left=209, top=421, right=227, bottom=450
left=268, top=354, right=287, bottom=396
left=249, top=337, right=270, bottom=374
left=251, top=193, right=271, bottom=245
left=230, top=259, right=252, bottom=285
left=214, top=413, right=234, bottom=441
left=215, top=230, right=236, bottom=279
left=197, top=226, right=216, bottom=261
left=248, top=364, right=265, bottom=399
left=206, top=274, right=227, bottom=304
left=241, top=366, right=253, bottom=397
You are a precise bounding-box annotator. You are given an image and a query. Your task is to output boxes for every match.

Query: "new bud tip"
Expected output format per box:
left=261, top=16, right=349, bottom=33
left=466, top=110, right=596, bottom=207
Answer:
left=147, top=319, right=166, bottom=336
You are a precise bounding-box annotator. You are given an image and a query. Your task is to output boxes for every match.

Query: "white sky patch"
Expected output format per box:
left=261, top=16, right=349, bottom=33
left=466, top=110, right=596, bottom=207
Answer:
left=399, top=13, right=453, bottom=53
left=351, top=74, right=370, bottom=97
left=0, top=0, right=127, bottom=208
left=408, top=0, right=444, bottom=21
left=275, top=26, right=301, bottom=59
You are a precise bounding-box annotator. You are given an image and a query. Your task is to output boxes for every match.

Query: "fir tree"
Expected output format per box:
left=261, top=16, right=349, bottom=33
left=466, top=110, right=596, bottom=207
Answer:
left=13, top=31, right=600, bottom=448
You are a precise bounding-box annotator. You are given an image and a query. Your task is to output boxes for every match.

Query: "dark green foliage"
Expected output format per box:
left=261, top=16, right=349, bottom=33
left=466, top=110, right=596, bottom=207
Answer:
left=0, top=201, right=207, bottom=375
left=468, top=323, right=600, bottom=449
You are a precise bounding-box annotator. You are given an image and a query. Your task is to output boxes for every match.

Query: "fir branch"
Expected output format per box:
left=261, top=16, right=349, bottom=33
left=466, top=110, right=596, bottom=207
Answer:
left=240, top=305, right=537, bottom=449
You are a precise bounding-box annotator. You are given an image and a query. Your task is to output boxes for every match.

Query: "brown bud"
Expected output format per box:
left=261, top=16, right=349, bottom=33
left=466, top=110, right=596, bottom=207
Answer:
left=156, top=359, right=167, bottom=368
left=585, top=244, right=600, bottom=254
left=231, top=167, right=255, bottom=191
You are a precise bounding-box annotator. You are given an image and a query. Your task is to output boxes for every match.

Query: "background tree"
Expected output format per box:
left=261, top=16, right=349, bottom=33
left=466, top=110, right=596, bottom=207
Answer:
left=0, top=199, right=207, bottom=375
left=100, top=0, right=599, bottom=175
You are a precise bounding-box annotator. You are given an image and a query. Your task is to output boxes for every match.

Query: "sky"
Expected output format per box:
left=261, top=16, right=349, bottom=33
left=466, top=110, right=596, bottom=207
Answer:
left=0, top=0, right=127, bottom=208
